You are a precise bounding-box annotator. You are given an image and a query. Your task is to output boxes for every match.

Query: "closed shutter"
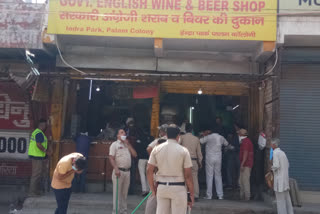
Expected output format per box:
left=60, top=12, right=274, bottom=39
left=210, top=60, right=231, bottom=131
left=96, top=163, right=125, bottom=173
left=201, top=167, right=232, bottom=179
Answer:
left=280, top=65, right=320, bottom=190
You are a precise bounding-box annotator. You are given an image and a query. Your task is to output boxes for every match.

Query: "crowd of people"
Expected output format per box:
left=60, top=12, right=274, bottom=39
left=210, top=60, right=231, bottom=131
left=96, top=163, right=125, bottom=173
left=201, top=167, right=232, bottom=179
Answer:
left=27, top=118, right=294, bottom=214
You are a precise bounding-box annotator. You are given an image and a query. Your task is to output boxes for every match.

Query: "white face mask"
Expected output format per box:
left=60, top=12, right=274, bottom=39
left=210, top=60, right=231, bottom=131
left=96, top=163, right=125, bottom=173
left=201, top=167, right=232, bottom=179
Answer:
left=178, top=137, right=181, bottom=144
left=120, top=135, right=127, bottom=141
left=239, top=136, right=246, bottom=143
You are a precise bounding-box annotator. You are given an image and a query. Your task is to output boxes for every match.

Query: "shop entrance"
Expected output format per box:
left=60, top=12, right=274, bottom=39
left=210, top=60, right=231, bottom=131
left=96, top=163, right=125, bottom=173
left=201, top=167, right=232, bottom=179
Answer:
left=59, top=78, right=260, bottom=195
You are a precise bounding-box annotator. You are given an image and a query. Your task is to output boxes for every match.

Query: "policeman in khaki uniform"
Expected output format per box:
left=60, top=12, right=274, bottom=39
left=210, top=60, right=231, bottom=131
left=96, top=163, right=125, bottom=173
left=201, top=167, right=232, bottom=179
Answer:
left=180, top=123, right=203, bottom=200
left=147, top=125, right=194, bottom=214
left=145, top=124, right=168, bottom=214
left=109, top=129, right=137, bottom=214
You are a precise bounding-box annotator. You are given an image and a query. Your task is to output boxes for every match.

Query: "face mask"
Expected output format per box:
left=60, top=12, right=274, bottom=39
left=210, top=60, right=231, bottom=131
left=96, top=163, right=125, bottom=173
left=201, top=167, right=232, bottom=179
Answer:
left=120, top=135, right=127, bottom=141
left=239, top=136, right=246, bottom=143
left=178, top=137, right=181, bottom=144
left=72, top=165, right=78, bottom=171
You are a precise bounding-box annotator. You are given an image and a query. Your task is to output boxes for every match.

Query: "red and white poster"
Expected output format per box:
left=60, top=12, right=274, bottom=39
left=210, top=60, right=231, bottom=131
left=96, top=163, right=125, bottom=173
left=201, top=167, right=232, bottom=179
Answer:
left=0, top=82, right=33, bottom=130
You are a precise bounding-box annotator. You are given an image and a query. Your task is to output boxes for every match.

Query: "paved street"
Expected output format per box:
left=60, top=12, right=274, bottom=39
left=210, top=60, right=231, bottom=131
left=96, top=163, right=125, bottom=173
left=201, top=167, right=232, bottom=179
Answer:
left=21, top=192, right=320, bottom=214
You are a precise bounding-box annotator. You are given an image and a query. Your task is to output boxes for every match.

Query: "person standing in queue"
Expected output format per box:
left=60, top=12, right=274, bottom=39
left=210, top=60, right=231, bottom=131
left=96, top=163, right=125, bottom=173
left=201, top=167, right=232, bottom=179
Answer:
left=51, top=153, right=87, bottom=214
left=180, top=123, right=203, bottom=201
left=28, top=118, right=52, bottom=196
left=72, top=129, right=91, bottom=193
left=109, top=129, right=137, bottom=214
left=238, top=129, right=254, bottom=201
left=125, top=118, right=139, bottom=195
left=271, top=138, right=294, bottom=214
left=136, top=131, right=154, bottom=196
left=147, top=125, right=194, bottom=214
left=200, top=128, right=229, bottom=200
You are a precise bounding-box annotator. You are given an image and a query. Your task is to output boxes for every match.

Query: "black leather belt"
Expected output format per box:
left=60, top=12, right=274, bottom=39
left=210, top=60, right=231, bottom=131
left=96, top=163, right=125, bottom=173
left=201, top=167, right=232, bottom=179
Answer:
left=157, top=182, right=185, bottom=186
left=191, top=158, right=198, bottom=160
left=118, top=168, right=130, bottom=172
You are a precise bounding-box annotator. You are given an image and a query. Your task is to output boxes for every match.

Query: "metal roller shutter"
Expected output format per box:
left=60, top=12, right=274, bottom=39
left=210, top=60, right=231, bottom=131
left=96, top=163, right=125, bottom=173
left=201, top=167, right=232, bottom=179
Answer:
left=280, top=65, right=320, bottom=190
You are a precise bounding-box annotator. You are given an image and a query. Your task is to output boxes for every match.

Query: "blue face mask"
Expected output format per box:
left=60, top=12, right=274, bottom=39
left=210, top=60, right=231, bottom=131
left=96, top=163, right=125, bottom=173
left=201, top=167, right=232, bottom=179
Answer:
left=270, top=148, right=273, bottom=160
left=72, top=165, right=78, bottom=171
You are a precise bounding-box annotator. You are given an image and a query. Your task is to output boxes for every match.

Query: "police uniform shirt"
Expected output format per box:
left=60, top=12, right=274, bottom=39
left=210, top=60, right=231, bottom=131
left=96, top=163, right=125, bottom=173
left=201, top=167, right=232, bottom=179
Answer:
left=109, top=140, right=131, bottom=169
left=148, top=139, right=192, bottom=182
left=180, top=133, right=203, bottom=161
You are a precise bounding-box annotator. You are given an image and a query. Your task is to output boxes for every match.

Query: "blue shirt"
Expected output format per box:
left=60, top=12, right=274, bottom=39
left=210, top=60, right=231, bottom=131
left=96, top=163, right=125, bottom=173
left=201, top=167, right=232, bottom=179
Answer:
left=35, top=133, right=44, bottom=143
left=75, top=134, right=91, bottom=158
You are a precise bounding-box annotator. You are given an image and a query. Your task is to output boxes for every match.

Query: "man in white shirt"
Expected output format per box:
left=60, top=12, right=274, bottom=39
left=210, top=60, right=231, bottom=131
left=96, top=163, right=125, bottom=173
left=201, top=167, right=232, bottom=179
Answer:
left=271, top=138, right=294, bottom=214
left=200, top=129, right=229, bottom=200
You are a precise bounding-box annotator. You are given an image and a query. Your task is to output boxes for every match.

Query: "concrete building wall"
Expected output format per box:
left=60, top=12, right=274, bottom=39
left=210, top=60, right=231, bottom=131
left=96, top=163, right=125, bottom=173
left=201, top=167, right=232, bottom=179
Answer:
left=0, top=0, right=46, bottom=49
left=278, top=16, right=320, bottom=45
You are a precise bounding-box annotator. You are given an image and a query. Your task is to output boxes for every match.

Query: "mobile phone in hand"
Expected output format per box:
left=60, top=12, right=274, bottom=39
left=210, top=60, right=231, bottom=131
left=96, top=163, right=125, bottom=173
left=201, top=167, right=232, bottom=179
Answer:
left=187, top=192, right=192, bottom=203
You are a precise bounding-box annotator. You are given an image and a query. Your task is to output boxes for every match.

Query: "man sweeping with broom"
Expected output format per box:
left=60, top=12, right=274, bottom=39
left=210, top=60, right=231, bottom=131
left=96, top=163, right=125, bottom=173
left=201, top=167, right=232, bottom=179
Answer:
left=109, top=129, right=137, bottom=214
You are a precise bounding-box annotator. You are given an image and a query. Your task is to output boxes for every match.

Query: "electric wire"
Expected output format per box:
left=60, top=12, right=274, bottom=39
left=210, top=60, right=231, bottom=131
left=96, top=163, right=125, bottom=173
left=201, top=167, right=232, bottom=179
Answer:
left=55, top=35, right=87, bottom=75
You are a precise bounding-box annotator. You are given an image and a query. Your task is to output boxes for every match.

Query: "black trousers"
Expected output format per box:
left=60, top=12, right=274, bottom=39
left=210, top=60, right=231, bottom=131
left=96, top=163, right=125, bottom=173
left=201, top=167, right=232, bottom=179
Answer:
left=53, top=187, right=72, bottom=214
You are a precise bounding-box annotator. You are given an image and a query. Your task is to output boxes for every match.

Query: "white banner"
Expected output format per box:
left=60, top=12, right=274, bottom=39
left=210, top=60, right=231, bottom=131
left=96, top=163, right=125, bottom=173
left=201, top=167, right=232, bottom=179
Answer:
left=0, top=131, right=31, bottom=159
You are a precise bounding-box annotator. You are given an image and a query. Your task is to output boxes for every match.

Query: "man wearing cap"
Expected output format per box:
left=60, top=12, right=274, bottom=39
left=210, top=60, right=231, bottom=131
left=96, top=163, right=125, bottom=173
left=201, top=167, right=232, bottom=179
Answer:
left=147, top=125, right=194, bottom=214
left=109, top=129, right=137, bottom=214
left=145, top=124, right=167, bottom=214
left=180, top=123, right=203, bottom=200
left=200, top=128, right=229, bottom=200
left=147, top=124, right=168, bottom=155
left=238, top=129, right=254, bottom=201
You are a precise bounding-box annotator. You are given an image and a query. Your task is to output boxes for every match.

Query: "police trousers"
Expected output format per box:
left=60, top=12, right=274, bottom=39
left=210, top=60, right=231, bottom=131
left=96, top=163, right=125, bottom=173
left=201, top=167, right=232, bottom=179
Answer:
left=112, top=170, right=130, bottom=214
left=156, top=185, right=187, bottom=214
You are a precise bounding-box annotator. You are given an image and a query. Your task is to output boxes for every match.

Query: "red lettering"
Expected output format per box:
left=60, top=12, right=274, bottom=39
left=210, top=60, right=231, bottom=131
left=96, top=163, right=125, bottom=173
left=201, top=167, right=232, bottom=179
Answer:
left=221, top=1, right=228, bottom=11
left=206, top=0, right=213, bottom=11
left=97, top=0, right=102, bottom=7
left=233, top=1, right=240, bottom=11
left=214, top=0, right=221, bottom=11
left=198, top=0, right=205, bottom=10
left=166, top=0, right=173, bottom=10
left=140, top=0, right=147, bottom=9
left=241, top=1, right=249, bottom=11
left=251, top=1, right=258, bottom=11
left=60, top=0, right=68, bottom=6
left=259, top=1, right=265, bottom=11
left=152, top=0, right=162, bottom=9
left=199, top=0, right=229, bottom=11
left=175, top=0, right=181, bottom=10
left=233, top=1, right=265, bottom=12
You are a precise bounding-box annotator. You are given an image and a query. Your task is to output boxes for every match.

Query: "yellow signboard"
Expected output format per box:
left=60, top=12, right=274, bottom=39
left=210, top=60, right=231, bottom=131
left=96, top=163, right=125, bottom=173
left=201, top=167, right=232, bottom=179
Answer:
left=48, top=0, right=277, bottom=41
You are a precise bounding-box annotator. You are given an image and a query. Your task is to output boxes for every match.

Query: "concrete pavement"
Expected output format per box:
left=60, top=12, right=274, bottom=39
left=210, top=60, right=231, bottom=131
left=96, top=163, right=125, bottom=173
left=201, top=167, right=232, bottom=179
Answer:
left=21, top=192, right=320, bottom=214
